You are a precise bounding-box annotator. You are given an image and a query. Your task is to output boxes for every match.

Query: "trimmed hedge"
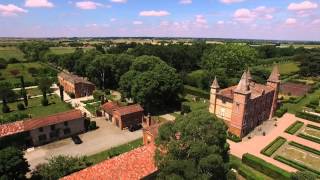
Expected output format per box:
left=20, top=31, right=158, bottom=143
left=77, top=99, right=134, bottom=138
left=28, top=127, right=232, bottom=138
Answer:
left=306, top=124, right=320, bottom=131
left=227, top=132, right=242, bottom=142
left=275, top=107, right=288, bottom=118
left=274, top=155, right=320, bottom=175
left=183, top=85, right=210, bottom=99
left=297, top=133, right=320, bottom=144
left=261, top=137, right=287, bottom=157
left=288, top=141, right=320, bottom=156
left=238, top=166, right=265, bottom=180
left=295, top=112, right=320, bottom=123
left=285, top=121, right=304, bottom=134
left=242, top=153, right=292, bottom=180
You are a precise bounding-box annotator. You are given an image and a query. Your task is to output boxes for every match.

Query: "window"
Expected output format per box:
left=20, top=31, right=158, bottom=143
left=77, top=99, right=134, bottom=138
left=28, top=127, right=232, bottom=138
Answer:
left=64, top=128, right=71, bottom=135
left=39, top=127, right=44, bottom=132
left=38, top=134, right=47, bottom=141
left=49, top=132, right=57, bottom=138
left=64, top=122, right=69, bottom=127
left=50, top=125, right=55, bottom=131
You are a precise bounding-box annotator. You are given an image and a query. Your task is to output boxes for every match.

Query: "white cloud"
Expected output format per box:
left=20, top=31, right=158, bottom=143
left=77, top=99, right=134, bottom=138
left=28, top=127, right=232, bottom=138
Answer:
left=0, top=4, right=28, bottom=16
left=180, top=0, right=192, bottom=4
left=217, top=20, right=224, bottom=25
left=285, top=18, right=297, bottom=25
left=133, top=21, right=143, bottom=25
left=195, top=15, right=207, bottom=24
left=234, top=6, right=275, bottom=22
left=76, top=1, right=103, bottom=10
left=311, top=19, right=320, bottom=24
left=288, top=1, right=318, bottom=11
left=220, top=0, right=245, bottom=4
left=110, top=0, right=127, bottom=3
left=110, top=18, right=117, bottom=22
left=234, top=8, right=255, bottom=22
left=139, top=10, right=170, bottom=17
left=25, top=0, right=54, bottom=8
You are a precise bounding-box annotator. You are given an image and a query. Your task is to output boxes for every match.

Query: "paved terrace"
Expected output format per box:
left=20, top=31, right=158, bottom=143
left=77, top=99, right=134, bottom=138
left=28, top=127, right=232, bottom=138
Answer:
left=228, top=113, right=320, bottom=172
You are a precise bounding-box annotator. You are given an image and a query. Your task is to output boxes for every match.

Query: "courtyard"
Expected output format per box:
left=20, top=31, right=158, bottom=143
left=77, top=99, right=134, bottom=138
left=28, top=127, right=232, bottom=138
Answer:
left=24, top=117, right=142, bottom=169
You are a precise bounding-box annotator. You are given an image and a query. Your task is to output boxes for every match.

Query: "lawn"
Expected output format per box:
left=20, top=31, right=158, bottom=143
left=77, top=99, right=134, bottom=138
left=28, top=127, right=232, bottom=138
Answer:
left=0, top=95, right=72, bottom=121
left=0, top=47, right=25, bottom=60
left=282, top=88, right=320, bottom=113
left=87, top=138, right=143, bottom=165
left=302, top=126, right=320, bottom=139
left=0, top=62, right=57, bottom=87
left=49, top=47, right=94, bottom=55
left=266, top=62, right=300, bottom=75
left=13, top=87, right=54, bottom=97
left=285, top=121, right=304, bottom=135
left=84, top=102, right=101, bottom=115
left=183, top=94, right=209, bottom=111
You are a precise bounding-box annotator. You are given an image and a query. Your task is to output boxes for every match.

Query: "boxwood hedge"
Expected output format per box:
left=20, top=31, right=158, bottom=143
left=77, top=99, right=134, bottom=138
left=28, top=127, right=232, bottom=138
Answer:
left=285, top=121, right=304, bottom=134
left=260, top=137, right=287, bottom=157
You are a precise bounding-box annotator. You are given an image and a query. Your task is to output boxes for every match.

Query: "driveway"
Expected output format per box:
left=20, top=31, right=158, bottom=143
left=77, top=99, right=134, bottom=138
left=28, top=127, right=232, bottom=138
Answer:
left=25, top=117, right=142, bottom=170
left=228, top=113, right=320, bottom=172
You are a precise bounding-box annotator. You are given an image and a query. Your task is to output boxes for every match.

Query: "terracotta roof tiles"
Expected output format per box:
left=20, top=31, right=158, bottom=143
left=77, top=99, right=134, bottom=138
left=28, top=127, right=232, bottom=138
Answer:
left=114, top=104, right=144, bottom=116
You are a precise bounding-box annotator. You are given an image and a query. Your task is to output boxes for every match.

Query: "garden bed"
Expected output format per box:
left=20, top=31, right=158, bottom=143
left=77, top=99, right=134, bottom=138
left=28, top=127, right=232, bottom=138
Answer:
left=285, top=121, right=304, bottom=134
left=274, top=155, right=320, bottom=175
left=297, top=133, right=320, bottom=144
left=261, top=137, right=287, bottom=157
left=288, top=141, right=320, bottom=156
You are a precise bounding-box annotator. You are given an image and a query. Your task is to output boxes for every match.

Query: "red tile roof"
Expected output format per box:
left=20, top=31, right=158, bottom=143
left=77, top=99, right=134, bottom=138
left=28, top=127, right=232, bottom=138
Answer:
left=0, top=110, right=83, bottom=138
left=61, top=144, right=157, bottom=180
left=115, top=104, right=144, bottom=116
left=101, top=102, right=120, bottom=114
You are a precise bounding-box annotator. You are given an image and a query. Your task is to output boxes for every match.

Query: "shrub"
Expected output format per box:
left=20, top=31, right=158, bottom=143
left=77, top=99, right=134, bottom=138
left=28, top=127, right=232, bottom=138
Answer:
left=242, top=153, right=291, bottom=180
left=275, top=107, right=288, bottom=117
left=306, top=124, right=320, bottom=131
left=27, top=67, right=39, bottom=76
left=17, top=103, right=25, bottom=110
left=226, top=170, right=237, bottom=180
left=88, top=121, right=97, bottom=130
left=260, top=137, right=286, bottom=157
left=288, top=141, right=320, bottom=156
left=93, top=90, right=104, bottom=100
left=227, top=132, right=242, bottom=142
left=295, top=111, right=320, bottom=123
left=309, top=99, right=319, bottom=106
left=0, top=58, right=7, bottom=69
left=297, top=133, right=320, bottom=144
left=274, top=155, right=320, bottom=175
left=285, top=121, right=304, bottom=134
left=291, top=171, right=318, bottom=180
left=181, top=103, right=191, bottom=115
left=69, top=93, right=75, bottom=99
left=183, top=85, right=210, bottom=99
left=0, top=113, right=29, bottom=124
left=8, top=58, right=20, bottom=64
left=41, top=98, right=49, bottom=106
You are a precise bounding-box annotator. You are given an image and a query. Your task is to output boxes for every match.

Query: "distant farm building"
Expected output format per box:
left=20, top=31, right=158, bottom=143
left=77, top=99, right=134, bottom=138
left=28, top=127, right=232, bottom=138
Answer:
left=58, top=72, right=95, bottom=98
left=101, top=102, right=144, bottom=130
left=0, top=110, right=85, bottom=146
left=209, top=65, right=280, bottom=138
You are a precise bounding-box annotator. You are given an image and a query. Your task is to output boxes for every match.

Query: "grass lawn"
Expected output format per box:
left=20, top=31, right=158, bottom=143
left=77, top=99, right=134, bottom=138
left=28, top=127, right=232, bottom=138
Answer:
left=0, top=47, right=25, bottom=60
left=0, top=95, right=72, bottom=121
left=13, top=87, right=54, bottom=97
left=49, top=47, right=94, bottom=55
left=84, top=102, right=100, bottom=115
left=282, top=88, right=320, bottom=113
left=0, top=62, right=57, bottom=87
left=303, top=126, right=320, bottom=139
left=183, top=94, right=209, bottom=111
left=261, top=137, right=287, bottom=157
left=265, top=62, right=300, bottom=75
left=230, top=155, right=273, bottom=180
left=87, top=138, right=143, bottom=165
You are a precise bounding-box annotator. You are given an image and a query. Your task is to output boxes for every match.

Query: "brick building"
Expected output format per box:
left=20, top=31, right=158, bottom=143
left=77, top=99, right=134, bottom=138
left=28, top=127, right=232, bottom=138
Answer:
left=0, top=110, right=85, bottom=146
left=209, top=65, right=280, bottom=138
left=58, top=72, right=95, bottom=98
left=101, top=102, right=144, bottom=130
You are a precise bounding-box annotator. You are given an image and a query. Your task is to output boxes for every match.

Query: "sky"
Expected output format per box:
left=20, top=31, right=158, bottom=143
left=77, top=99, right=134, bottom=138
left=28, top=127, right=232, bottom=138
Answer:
left=0, top=0, right=319, bottom=40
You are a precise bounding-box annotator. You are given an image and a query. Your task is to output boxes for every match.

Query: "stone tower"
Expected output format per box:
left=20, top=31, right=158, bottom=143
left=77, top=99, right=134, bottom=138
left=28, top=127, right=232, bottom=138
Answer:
left=267, top=65, right=280, bottom=118
left=230, top=71, right=251, bottom=137
left=209, top=76, right=220, bottom=114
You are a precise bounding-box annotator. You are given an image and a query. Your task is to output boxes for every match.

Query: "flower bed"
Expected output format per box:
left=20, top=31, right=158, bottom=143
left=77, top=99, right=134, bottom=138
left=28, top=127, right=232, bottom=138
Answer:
left=260, top=137, right=287, bottom=157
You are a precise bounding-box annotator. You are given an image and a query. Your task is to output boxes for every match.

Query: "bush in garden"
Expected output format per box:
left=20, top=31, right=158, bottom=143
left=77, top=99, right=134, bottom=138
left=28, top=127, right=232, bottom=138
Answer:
left=17, top=103, right=25, bottom=110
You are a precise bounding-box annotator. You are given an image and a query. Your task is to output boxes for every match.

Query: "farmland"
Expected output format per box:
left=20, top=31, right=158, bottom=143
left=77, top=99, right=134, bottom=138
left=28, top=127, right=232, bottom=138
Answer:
left=0, top=47, right=25, bottom=60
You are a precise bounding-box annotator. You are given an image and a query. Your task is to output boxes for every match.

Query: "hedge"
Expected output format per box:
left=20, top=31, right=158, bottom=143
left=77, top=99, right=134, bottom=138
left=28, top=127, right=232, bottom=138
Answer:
left=285, top=121, right=304, bottom=134
left=275, top=107, right=288, bottom=118
left=297, top=133, right=320, bottom=144
left=274, top=155, right=320, bottom=175
left=227, top=132, right=242, bottom=142
left=183, top=85, right=210, bottom=99
left=261, top=137, right=287, bottom=157
left=238, top=166, right=265, bottom=180
left=306, top=124, right=320, bottom=131
left=242, top=153, right=292, bottom=180
left=288, top=141, right=320, bottom=156
left=295, top=111, right=320, bottom=123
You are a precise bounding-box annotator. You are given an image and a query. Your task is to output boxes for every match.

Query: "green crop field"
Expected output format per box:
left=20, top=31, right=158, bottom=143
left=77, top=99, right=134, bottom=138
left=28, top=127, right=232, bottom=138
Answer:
left=0, top=47, right=25, bottom=60
left=265, top=62, right=300, bottom=75
left=49, top=47, right=95, bottom=55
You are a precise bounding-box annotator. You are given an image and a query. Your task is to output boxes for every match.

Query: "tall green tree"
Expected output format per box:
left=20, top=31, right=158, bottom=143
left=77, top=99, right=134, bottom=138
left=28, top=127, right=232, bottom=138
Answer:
left=38, top=77, right=52, bottom=106
left=59, top=84, right=64, bottom=101
left=0, top=82, right=16, bottom=113
left=0, top=146, right=30, bottom=180
left=20, top=76, right=28, bottom=107
left=155, top=110, right=230, bottom=179
left=31, top=155, right=92, bottom=180
left=119, top=56, right=183, bottom=112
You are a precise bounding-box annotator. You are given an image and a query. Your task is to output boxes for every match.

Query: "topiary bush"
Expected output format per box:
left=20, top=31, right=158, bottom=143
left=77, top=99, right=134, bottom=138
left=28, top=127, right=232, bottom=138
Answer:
left=181, top=103, right=191, bottom=115
left=17, top=103, right=25, bottom=110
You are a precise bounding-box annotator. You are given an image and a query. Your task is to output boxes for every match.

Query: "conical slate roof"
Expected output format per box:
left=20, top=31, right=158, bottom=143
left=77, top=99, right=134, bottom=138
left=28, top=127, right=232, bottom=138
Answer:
left=247, top=68, right=252, bottom=81
left=235, top=71, right=250, bottom=94
left=211, top=76, right=220, bottom=89
left=268, top=65, right=280, bottom=83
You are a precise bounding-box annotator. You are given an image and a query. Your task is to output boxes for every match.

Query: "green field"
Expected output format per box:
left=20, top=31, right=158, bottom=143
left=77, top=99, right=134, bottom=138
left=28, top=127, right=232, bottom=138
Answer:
left=283, top=88, right=320, bottom=113
left=49, top=47, right=94, bottom=55
left=13, top=87, right=54, bottom=97
left=0, top=95, right=72, bottom=121
left=0, top=62, right=57, bottom=87
left=266, top=62, right=300, bottom=75
left=0, top=47, right=25, bottom=60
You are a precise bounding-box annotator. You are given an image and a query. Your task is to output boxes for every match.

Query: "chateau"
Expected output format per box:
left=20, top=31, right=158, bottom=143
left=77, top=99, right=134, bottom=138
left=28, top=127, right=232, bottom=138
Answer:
left=209, top=65, right=280, bottom=137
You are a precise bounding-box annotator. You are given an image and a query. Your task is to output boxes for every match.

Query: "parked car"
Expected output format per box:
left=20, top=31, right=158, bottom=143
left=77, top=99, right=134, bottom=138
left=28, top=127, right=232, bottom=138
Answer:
left=71, top=135, right=82, bottom=144
left=129, top=124, right=142, bottom=132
